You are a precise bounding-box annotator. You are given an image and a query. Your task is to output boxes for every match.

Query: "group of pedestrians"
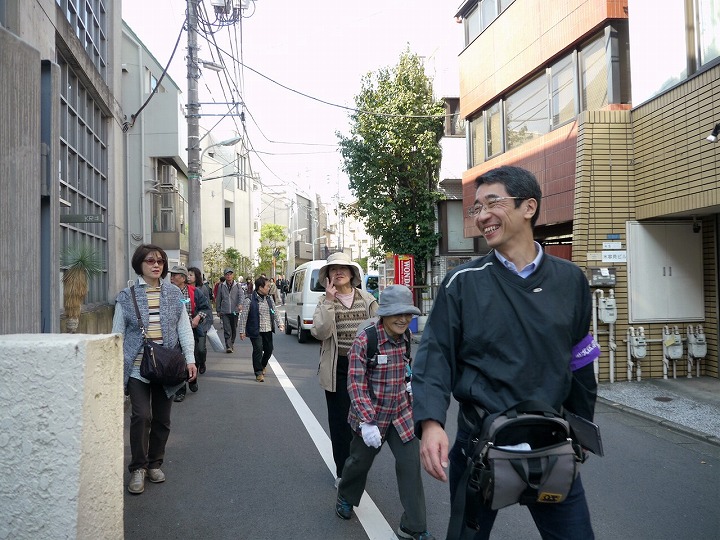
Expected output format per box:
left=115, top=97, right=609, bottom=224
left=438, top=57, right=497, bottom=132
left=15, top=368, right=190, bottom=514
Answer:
left=114, top=165, right=598, bottom=539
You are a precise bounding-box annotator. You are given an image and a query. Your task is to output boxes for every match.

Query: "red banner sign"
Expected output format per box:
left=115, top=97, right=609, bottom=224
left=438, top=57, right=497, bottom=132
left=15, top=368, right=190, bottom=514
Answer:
left=394, top=254, right=414, bottom=289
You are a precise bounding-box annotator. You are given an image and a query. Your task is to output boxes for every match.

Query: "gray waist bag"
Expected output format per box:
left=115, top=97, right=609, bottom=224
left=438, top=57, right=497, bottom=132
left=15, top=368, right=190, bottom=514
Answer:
left=448, top=401, right=583, bottom=538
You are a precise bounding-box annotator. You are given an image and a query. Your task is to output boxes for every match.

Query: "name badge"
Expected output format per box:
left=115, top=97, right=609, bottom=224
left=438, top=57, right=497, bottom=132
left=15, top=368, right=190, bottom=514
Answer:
left=377, top=355, right=388, bottom=365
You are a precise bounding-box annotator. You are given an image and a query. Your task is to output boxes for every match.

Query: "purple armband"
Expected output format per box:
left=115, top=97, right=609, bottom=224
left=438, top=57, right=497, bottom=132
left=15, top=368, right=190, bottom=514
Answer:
left=570, top=333, right=600, bottom=371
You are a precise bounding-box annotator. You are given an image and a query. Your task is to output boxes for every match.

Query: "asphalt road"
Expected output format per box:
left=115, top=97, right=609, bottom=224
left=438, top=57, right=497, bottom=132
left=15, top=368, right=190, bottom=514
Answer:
left=124, top=323, right=720, bottom=539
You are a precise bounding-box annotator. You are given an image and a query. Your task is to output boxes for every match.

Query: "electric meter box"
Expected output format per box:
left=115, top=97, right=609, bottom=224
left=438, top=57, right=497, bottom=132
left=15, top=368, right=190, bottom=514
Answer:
left=587, top=267, right=617, bottom=287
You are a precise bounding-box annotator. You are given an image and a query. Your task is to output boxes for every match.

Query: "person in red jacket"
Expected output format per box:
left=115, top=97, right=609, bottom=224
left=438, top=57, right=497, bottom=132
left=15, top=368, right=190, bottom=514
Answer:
left=169, top=265, right=213, bottom=402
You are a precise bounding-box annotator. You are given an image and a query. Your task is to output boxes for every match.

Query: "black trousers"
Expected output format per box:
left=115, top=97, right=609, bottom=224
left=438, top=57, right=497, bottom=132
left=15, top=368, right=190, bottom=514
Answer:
left=127, top=377, right=173, bottom=472
left=325, top=354, right=353, bottom=477
left=250, top=331, right=274, bottom=375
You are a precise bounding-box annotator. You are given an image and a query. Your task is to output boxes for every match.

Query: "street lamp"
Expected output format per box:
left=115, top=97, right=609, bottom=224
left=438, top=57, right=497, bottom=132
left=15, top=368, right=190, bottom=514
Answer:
left=188, top=135, right=242, bottom=270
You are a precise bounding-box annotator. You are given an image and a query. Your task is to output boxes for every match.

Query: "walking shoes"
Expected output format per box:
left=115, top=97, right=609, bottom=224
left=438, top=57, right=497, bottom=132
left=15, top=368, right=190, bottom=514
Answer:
left=397, top=526, right=436, bottom=540
left=147, top=468, right=165, bottom=483
left=127, top=469, right=146, bottom=494
left=335, top=495, right=353, bottom=520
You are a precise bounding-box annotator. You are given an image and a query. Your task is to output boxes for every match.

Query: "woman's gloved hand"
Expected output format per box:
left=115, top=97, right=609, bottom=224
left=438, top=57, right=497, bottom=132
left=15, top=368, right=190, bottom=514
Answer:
left=361, top=423, right=382, bottom=448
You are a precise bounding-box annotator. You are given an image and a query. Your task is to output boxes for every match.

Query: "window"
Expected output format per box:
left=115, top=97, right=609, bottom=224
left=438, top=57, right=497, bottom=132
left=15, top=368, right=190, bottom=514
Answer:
left=145, top=68, right=160, bottom=94
left=505, top=75, right=549, bottom=150
left=443, top=201, right=475, bottom=253
left=469, top=115, right=486, bottom=167
left=550, top=55, right=576, bottom=127
left=56, top=0, right=107, bottom=79
left=697, top=0, right=720, bottom=66
left=579, top=36, right=608, bottom=111
left=58, top=53, right=108, bottom=305
left=480, top=0, right=498, bottom=31
left=445, top=98, right=466, bottom=137
left=485, top=102, right=503, bottom=157
left=465, top=4, right=481, bottom=45
left=225, top=207, right=231, bottom=228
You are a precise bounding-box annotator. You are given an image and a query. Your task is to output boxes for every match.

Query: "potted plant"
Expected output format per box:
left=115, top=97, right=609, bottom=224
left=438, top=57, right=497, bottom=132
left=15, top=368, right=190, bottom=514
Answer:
left=61, top=244, right=103, bottom=333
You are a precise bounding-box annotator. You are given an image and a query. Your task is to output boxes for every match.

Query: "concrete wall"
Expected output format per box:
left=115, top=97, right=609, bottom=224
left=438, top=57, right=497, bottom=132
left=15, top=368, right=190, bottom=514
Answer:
left=0, top=334, right=124, bottom=539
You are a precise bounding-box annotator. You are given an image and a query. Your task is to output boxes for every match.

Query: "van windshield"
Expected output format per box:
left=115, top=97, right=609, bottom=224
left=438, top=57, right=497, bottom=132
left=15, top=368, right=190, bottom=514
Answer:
left=310, top=270, right=326, bottom=292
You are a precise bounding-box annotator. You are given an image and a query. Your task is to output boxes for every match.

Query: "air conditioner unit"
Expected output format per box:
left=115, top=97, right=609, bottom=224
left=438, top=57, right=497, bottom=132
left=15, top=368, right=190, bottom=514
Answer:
left=159, top=165, right=178, bottom=189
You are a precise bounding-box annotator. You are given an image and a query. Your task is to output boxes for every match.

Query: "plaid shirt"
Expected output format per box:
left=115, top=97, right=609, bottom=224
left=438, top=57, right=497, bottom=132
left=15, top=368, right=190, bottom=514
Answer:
left=347, top=321, right=414, bottom=443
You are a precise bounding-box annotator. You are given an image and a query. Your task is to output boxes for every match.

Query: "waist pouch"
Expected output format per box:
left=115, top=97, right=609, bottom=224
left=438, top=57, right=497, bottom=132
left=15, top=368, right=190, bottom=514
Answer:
left=449, top=400, right=583, bottom=537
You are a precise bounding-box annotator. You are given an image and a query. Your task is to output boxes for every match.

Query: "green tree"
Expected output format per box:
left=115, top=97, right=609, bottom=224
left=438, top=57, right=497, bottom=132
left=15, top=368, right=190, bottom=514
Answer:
left=224, top=248, right=254, bottom=279
left=256, top=223, right=287, bottom=277
left=203, top=243, right=254, bottom=285
left=337, top=49, right=444, bottom=285
left=202, top=243, right=225, bottom=285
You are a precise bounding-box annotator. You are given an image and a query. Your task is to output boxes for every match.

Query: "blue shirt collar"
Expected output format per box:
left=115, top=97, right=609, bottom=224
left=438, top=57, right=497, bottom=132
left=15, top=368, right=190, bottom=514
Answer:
left=494, top=242, right=543, bottom=278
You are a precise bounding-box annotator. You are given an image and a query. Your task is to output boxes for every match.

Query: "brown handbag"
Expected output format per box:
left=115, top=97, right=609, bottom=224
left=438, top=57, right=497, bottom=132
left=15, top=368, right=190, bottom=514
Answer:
left=130, top=286, right=187, bottom=387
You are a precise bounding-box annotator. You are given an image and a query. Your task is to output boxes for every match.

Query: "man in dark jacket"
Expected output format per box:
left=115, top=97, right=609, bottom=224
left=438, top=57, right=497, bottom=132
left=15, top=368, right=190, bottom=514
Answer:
left=169, top=265, right=213, bottom=402
left=238, top=276, right=283, bottom=382
left=412, top=166, right=598, bottom=539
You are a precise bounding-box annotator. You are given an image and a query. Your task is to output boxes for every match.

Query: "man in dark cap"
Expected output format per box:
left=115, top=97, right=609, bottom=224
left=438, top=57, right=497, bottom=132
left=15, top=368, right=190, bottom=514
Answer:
left=215, top=268, right=245, bottom=353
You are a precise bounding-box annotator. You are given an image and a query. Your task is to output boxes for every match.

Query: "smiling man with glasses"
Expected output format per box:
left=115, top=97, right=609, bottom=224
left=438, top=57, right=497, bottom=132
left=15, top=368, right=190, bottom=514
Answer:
left=412, top=166, right=598, bottom=539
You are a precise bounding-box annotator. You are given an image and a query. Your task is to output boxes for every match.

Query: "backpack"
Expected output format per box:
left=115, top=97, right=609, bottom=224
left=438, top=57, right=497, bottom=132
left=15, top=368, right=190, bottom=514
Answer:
left=448, top=400, right=583, bottom=538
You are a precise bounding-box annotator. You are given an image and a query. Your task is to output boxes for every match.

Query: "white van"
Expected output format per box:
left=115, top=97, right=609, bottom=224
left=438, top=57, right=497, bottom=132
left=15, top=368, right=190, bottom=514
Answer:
left=283, top=259, right=366, bottom=343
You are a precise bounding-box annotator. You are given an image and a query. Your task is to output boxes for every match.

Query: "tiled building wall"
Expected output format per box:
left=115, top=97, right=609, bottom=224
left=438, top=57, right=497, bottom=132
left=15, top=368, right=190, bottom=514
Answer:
left=574, top=110, right=635, bottom=381
left=628, top=65, right=720, bottom=379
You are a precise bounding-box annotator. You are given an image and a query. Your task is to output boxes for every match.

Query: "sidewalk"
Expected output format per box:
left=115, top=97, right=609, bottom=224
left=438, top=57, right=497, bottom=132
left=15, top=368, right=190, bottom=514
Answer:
left=597, top=376, right=720, bottom=446
left=411, top=332, right=720, bottom=447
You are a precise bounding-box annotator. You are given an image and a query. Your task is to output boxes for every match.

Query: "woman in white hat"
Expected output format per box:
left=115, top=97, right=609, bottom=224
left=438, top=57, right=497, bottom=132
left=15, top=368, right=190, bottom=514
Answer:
left=312, top=252, right=378, bottom=486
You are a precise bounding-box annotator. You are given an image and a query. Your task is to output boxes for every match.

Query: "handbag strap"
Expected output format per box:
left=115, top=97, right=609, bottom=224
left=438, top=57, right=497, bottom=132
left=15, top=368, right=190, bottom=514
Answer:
left=129, top=285, right=148, bottom=339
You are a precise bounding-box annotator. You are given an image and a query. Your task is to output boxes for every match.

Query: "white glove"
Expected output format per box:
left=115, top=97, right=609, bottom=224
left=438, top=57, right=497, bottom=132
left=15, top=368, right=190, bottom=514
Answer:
left=360, top=423, right=382, bottom=449
left=406, top=381, right=412, bottom=395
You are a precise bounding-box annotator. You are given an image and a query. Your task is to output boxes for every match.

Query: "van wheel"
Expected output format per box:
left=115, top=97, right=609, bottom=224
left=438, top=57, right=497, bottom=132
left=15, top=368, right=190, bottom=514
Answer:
left=284, top=314, right=292, bottom=335
left=297, top=318, right=309, bottom=343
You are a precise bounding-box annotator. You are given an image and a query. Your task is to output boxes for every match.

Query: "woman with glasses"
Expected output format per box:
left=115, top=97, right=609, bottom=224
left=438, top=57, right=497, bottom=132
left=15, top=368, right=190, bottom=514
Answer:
left=312, top=252, right=378, bottom=487
left=112, top=244, right=197, bottom=495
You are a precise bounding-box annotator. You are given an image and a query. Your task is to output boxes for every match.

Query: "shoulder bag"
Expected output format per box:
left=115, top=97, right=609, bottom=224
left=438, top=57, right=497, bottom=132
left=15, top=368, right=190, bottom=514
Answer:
left=448, top=400, right=584, bottom=538
left=130, top=286, right=188, bottom=387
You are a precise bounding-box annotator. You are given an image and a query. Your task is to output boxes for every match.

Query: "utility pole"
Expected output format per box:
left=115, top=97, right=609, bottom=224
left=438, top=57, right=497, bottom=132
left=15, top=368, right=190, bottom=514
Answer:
left=186, top=0, right=202, bottom=270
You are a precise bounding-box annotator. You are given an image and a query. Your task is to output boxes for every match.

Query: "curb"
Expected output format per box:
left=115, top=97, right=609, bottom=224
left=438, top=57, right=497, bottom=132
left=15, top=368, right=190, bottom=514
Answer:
left=598, top=397, right=720, bottom=448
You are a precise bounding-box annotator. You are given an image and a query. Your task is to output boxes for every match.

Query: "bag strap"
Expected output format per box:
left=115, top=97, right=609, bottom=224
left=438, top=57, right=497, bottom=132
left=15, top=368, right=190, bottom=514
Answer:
left=364, top=324, right=411, bottom=363
left=447, top=462, right=479, bottom=540
left=129, top=285, right=147, bottom=339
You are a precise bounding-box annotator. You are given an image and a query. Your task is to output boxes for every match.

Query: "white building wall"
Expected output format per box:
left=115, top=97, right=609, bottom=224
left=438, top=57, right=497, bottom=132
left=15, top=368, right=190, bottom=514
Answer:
left=0, top=334, right=124, bottom=539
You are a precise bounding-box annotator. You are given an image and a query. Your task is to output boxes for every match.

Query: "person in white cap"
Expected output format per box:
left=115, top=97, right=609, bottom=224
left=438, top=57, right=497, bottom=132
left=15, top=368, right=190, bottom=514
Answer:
left=312, top=252, right=378, bottom=487
left=334, top=285, right=434, bottom=540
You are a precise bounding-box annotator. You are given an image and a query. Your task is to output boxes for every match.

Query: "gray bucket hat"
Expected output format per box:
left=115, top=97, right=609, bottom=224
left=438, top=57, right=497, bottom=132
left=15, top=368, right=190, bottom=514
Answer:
left=318, top=252, right=362, bottom=288
left=377, top=285, right=421, bottom=317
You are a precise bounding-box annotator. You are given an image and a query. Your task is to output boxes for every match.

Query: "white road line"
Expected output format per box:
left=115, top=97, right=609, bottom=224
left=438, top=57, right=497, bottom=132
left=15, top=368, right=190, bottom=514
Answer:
left=268, top=356, right=398, bottom=540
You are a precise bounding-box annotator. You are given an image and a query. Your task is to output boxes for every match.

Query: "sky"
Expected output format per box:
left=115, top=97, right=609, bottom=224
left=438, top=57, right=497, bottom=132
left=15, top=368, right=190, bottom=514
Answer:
left=121, top=0, right=463, bottom=203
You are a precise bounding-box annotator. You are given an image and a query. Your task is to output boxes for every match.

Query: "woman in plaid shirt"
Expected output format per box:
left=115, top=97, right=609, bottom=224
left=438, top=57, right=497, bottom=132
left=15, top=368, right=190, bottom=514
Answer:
left=335, top=285, right=435, bottom=540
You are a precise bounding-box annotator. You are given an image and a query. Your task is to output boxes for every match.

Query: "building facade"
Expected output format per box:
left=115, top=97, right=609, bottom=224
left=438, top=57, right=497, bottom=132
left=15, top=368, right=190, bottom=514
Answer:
left=1, top=0, right=125, bottom=334
left=455, top=0, right=720, bottom=381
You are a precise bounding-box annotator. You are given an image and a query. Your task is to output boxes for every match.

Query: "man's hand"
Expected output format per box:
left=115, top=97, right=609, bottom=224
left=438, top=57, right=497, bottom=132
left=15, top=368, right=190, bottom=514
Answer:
left=186, top=363, right=198, bottom=382
left=419, top=420, right=449, bottom=482
left=239, top=332, right=246, bottom=341
left=325, top=278, right=337, bottom=302
left=361, top=423, right=382, bottom=448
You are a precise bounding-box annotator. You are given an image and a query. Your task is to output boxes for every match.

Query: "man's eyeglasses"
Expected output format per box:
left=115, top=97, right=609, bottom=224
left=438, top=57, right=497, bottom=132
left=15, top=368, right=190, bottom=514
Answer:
left=467, top=197, right=526, bottom=217
left=143, top=257, right=165, bottom=266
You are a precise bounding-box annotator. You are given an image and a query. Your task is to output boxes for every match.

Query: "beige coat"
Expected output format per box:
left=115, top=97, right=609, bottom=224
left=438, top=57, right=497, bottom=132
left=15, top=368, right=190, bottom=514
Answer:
left=312, top=289, right=378, bottom=392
